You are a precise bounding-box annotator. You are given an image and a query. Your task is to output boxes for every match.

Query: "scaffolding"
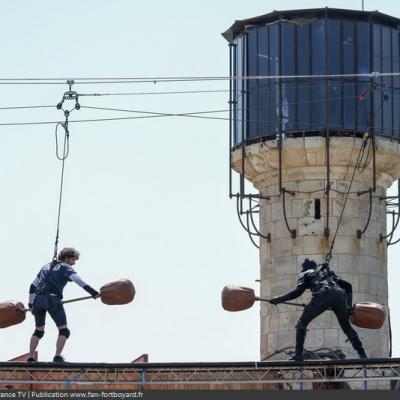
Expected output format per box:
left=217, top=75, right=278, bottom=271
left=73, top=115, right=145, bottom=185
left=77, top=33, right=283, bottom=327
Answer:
left=0, top=358, right=399, bottom=390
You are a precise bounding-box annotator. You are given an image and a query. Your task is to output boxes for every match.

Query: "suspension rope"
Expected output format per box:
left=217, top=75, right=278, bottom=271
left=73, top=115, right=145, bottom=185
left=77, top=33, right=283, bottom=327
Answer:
left=324, top=133, right=371, bottom=265
left=324, top=79, right=389, bottom=264
left=52, top=120, right=69, bottom=263
left=51, top=80, right=80, bottom=262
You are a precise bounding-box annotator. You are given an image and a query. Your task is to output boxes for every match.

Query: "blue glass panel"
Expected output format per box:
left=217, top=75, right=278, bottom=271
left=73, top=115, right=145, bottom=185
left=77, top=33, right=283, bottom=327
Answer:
left=247, top=28, right=258, bottom=138
left=356, top=21, right=371, bottom=132
left=269, top=23, right=279, bottom=134
left=233, top=39, right=237, bottom=144
left=235, top=36, right=243, bottom=144
left=242, top=35, right=247, bottom=141
left=232, top=41, right=237, bottom=145
left=311, top=19, right=325, bottom=130
left=373, top=24, right=383, bottom=133
left=231, top=17, right=400, bottom=144
left=343, top=21, right=355, bottom=131
left=382, top=27, right=392, bottom=136
left=393, top=30, right=400, bottom=140
left=258, top=26, right=269, bottom=136
left=327, top=20, right=341, bottom=130
left=281, top=22, right=295, bottom=133
left=297, top=24, right=311, bottom=130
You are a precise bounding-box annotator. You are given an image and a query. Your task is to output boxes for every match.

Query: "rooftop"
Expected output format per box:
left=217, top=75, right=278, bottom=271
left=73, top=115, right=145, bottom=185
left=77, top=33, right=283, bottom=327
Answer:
left=222, top=8, right=400, bottom=42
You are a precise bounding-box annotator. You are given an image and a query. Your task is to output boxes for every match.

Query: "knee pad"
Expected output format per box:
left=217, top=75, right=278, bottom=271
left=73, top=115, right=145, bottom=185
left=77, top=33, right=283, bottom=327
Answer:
left=58, top=328, right=70, bottom=338
left=33, top=329, right=45, bottom=339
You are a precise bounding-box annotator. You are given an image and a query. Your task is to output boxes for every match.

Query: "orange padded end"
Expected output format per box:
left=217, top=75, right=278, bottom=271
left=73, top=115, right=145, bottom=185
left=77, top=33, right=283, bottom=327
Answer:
left=221, top=285, right=256, bottom=312
left=100, top=279, right=135, bottom=305
left=351, top=302, right=386, bottom=329
left=0, top=301, right=26, bottom=328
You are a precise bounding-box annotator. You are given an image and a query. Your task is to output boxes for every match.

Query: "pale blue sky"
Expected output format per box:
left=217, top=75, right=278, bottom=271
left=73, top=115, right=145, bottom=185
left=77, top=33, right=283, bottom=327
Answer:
left=0, top=0, right=398, bottom=362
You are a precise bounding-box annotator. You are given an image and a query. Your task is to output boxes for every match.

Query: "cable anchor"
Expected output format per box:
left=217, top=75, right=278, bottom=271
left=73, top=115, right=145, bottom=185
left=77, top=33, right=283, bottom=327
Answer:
left=56, top=79, right=81, bottom=116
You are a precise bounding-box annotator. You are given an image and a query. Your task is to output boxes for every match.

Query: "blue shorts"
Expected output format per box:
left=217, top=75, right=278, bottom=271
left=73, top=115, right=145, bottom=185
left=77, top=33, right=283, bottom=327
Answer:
left=34, top=294, right=67, bottom=327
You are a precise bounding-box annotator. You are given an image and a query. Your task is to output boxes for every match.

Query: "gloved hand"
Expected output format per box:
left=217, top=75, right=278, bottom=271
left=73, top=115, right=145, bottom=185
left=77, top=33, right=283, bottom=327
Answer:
left=84, top=285, right=100, bottom=299
left=29, top=304, right=38, bottom=316
left=347, top=306, right=353, bottom=317
left=269, top=297, right=281, bottom=305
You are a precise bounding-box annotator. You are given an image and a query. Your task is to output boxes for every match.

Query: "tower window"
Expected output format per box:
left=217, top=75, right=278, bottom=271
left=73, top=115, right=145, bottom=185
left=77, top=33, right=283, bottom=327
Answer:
left=315, top=199, right=321, bottom=220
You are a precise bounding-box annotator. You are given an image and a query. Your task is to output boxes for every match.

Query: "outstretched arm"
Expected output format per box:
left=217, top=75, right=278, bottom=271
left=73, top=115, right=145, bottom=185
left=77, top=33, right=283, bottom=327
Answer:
left=69, top=273, right=100, bottom=298
left=269, top=282, right=307, bottom=304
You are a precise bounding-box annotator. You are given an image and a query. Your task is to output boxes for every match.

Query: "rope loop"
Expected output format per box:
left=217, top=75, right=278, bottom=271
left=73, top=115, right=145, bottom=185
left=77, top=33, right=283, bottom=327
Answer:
left=55, top=120, right=70, bottom=161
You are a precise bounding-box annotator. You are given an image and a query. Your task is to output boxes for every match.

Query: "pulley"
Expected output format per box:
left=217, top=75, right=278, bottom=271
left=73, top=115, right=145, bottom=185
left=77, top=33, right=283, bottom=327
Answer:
left=56, top=79, right=80, bottom=116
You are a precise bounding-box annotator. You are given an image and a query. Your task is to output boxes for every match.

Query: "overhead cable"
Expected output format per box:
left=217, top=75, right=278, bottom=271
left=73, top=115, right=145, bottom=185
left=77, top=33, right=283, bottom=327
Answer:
left=79, top=89, right=230, bottom=97
left=0, top=105, right=54, bottom=110
left=81, top=92, right=365, bottom=117
left=78, top=80, right=380, bottom=98
left=0, top=72, right=400, bottom=85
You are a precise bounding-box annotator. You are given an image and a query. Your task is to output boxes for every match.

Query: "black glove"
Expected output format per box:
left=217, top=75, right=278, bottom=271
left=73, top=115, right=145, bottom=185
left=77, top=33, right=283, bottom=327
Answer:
left=84, top=285, right=100, bottom=299
left=347, top=306, right=353, bottom=317
left=29, top=303, right=39, bottom=316
left=269, top=297, right=281, bottom=305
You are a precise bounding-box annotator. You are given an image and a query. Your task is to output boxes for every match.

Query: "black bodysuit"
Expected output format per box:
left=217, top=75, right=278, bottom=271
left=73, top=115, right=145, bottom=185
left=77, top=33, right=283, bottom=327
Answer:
left=274, top=268, right=357, bottom=338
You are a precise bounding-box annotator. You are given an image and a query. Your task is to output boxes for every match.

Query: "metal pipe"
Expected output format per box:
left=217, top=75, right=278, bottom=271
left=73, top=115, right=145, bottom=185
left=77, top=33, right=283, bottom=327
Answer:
left=278, top=19, right=283, bottom=194
left=325, top=131, right=331, bottom=237
left=235, top=196, right=260, bottom=249
left=24, top=294, right=100, bottom=312
left=278, top=131, right=283, bottom=192
left=256, top=296, right=305, bottom=307
left=324, top=15, right=330, bottom=238
left=246, top=212, right=260, bottom=248
left=240, top=141, right=245, bottom=213
left=282, top=189, right=297, bottom=238
left=357, top=189, right=373, bottom=238
left=229, top=43, right=233, bottom=199
left=248, top=197, right=271, bottom=240
left=372, top=130, right=376, bottom=192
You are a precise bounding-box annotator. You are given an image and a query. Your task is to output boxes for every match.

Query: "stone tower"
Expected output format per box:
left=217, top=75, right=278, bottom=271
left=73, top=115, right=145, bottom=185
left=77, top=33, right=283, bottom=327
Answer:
left=223, top=8, right=400, bottom=360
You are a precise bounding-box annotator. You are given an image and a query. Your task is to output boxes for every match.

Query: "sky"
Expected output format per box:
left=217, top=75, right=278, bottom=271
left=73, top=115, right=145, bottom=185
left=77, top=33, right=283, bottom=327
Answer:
left=0, top=0, right=399, bottom=363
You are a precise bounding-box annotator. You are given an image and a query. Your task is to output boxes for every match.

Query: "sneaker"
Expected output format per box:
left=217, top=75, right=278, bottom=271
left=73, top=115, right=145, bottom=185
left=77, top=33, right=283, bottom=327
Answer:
left=53, top=355, right=66, bottom=363
left=27, top=357, right=36, bottom=362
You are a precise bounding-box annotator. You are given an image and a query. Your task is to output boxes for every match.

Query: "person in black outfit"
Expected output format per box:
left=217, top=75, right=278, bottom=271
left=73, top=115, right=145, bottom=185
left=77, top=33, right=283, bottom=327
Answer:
left=269, top=258, right=367, bottom=361
left=27, top=247, right=100, bottom=363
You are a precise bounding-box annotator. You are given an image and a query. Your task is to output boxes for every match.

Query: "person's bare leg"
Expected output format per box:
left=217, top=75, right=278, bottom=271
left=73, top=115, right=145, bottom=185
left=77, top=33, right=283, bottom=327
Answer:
left=29, top=326, right=45, bottom=359
left=55, top=325, right=68, bottom=356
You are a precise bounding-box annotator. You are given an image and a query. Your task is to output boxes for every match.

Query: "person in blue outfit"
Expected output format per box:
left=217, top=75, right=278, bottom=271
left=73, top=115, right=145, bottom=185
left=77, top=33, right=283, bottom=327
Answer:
left=27, top=247, right=99, bottom=362
left=269, top=258, right=367, bottom=361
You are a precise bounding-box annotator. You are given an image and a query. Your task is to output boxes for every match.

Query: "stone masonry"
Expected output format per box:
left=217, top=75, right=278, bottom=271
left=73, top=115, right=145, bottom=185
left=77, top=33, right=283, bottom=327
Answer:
left=231, top=136, right=400, bottom=360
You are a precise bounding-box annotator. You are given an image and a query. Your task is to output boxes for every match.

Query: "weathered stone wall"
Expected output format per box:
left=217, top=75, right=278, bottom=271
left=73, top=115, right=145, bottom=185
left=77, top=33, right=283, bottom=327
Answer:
left=231, top=136, right=400, bottom=360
